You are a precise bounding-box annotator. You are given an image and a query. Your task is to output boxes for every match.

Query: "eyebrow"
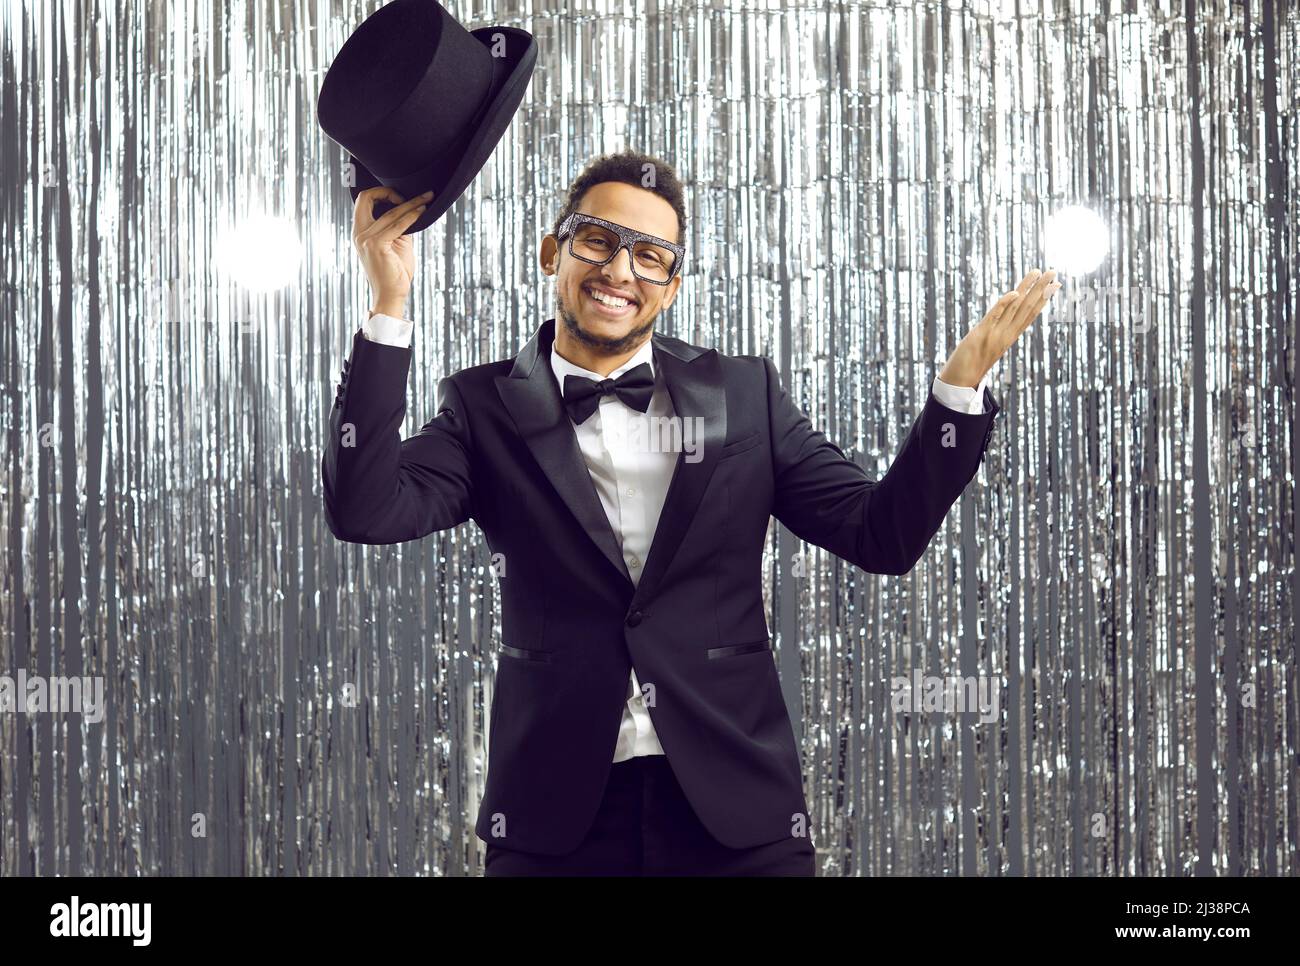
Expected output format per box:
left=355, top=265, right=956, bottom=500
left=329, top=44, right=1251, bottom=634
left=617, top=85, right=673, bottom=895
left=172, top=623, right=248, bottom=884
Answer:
left=581, top=215, right=676, bottom=247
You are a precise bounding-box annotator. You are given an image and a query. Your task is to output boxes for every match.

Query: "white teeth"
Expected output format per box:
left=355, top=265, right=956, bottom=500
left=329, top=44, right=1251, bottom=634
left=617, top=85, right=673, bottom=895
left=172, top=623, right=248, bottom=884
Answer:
left=587, top=286, right=631, bottom=308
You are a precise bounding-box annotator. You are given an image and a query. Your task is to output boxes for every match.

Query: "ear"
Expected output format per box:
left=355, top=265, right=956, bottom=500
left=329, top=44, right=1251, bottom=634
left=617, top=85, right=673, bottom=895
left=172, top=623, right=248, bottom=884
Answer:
left=539, top=235, right=559, bottom=276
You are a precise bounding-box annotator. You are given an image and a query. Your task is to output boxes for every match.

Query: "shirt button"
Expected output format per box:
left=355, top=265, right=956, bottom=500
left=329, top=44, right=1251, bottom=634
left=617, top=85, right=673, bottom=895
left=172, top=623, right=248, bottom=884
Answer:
left=626, top=487, right=636, bottom=497
left=628, top=556, right=640, bottom=568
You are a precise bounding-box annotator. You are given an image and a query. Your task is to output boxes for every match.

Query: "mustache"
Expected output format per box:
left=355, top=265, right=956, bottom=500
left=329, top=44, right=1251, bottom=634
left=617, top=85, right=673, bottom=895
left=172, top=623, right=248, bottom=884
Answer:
left=558, top=291, right=656, bottom=355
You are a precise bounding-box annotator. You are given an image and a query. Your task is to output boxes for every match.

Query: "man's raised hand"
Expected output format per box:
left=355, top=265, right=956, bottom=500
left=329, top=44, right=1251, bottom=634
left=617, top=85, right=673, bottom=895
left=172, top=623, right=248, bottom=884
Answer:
left=353, top=186, right=434, bottom=317
left=939, top=268, right=1062, bottom=389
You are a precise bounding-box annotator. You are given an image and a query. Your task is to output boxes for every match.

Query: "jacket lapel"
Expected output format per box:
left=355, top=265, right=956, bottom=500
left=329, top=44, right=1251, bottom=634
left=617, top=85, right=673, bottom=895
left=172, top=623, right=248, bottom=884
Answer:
left=495, top=319, right=633, bottom=588
left=630, top=337, right=725, bottom=610
left=494, top=318, right=726, bottom=600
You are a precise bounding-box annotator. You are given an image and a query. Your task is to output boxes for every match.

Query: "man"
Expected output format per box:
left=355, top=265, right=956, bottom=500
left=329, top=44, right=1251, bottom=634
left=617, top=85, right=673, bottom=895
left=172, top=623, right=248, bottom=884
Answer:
left=323, top=151, right=1060, bottom=876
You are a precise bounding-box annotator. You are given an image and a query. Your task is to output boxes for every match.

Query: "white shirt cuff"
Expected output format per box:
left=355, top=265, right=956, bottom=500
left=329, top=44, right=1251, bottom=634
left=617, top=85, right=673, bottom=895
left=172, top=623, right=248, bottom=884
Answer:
left=931, top=373, right=988, bottom=415
left=362, top=313, right=413, bottom=348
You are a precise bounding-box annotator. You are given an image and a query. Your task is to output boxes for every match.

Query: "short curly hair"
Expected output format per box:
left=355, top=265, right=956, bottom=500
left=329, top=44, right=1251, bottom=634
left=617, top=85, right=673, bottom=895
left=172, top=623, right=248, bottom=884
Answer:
left=552, top=151, right=687, bottom=246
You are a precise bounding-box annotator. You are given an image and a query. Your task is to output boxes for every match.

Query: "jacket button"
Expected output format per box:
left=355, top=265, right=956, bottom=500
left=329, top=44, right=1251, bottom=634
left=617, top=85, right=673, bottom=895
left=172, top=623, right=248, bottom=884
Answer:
left=625, top=610, right=643, bottom=627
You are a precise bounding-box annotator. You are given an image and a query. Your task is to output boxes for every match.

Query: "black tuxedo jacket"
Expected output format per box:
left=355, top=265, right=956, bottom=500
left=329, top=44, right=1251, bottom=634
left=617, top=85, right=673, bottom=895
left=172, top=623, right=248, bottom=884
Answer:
left=322, top=317, right=1000, bottom=855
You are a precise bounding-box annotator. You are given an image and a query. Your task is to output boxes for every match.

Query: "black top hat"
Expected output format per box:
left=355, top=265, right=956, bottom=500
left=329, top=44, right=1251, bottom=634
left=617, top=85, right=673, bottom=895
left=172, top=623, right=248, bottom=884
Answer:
left=316, top=0, right=537, bottom=234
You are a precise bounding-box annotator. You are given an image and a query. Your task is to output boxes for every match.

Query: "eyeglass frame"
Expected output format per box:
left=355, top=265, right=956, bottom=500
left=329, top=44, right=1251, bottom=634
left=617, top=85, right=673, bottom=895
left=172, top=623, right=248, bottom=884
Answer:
left=554, top=212, right=686, bottom=285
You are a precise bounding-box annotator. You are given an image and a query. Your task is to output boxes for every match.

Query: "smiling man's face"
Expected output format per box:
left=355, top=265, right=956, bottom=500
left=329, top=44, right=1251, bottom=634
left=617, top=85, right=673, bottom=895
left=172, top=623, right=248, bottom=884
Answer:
left=540, top=181, right=682, bottom=374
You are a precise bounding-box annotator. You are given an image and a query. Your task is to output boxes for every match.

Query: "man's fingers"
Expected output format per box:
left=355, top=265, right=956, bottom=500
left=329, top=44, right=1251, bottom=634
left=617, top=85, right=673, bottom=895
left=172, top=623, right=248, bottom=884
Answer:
left=1013, top=281, right=1062, bottom=336
left=386, top=202, right=429, bottom=238
left=1009, top=269, right=1056, bottom=327
left=1029, top=279, right=1060, bottom=328
left=356, top=190, right=434, bottom=242
left=1015, top=269, right=1045, bottom=295
left=988, top=289, right=1021, bottom=322
left=352, top=186, right=407, bottom=234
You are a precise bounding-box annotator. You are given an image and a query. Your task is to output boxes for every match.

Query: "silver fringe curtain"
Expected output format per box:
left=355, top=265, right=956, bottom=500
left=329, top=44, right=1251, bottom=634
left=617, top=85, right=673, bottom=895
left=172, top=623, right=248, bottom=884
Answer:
left=0, top=0, right=1295, bottom=876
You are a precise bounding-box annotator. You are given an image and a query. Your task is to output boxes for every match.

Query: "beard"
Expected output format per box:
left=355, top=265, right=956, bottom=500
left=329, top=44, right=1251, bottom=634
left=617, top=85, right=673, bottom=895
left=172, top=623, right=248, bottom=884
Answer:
left=557, top=286, right=656, bottom=356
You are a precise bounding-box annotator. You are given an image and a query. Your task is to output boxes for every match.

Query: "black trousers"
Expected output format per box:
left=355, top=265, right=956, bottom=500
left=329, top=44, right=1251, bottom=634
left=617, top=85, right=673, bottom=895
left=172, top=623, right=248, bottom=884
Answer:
left=483, top=754, right=815, bottom=876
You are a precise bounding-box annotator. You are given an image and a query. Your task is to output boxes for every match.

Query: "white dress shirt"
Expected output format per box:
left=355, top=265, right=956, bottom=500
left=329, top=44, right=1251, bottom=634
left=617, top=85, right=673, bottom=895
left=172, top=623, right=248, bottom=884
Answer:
left=358, top=311, right=989, bottom=761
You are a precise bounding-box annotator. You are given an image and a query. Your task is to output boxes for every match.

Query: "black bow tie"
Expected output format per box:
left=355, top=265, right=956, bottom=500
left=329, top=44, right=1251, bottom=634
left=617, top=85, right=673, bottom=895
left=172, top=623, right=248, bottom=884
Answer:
left=562, top=362, right=654, bottom=425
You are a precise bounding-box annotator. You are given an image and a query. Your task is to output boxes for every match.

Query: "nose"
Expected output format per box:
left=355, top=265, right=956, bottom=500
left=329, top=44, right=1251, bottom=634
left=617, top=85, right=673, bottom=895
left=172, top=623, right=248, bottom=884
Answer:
left=600, top=244, right=638, bottom=287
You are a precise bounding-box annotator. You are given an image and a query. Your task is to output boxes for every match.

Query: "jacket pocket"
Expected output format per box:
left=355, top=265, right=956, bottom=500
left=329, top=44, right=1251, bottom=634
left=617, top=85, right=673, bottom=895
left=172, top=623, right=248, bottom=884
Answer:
left=707, top=638, right=772, bottom=659
left=500, top=643, right=555, bottom=663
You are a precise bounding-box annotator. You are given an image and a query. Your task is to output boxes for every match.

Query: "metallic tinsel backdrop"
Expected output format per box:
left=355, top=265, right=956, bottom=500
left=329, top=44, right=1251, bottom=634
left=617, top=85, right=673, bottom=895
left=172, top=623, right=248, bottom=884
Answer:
left=0, top=0, right=1296, bottom=876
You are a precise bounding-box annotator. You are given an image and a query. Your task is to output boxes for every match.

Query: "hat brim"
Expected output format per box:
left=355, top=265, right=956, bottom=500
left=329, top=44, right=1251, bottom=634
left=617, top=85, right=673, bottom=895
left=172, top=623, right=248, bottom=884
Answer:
left=347, top=25, right=537, bottom=234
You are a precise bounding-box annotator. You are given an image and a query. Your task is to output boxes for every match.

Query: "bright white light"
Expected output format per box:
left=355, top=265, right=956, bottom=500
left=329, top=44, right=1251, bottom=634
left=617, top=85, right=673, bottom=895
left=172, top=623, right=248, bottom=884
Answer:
left=214, top=214, right=303, bottom=292
left=1043, top=205, right=1109, bottom=275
